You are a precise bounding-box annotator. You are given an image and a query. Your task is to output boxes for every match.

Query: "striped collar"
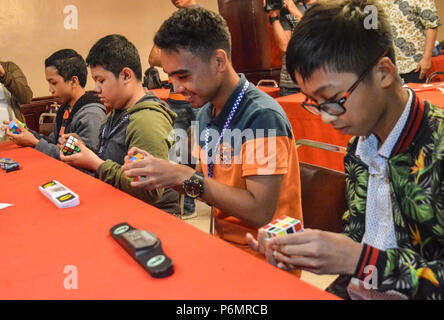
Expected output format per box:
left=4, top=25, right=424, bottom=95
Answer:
left=390, top=88, right=427, bottom=157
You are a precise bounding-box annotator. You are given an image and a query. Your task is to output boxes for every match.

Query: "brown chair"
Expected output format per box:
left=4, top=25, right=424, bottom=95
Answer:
left=19, top=96, right=60, bottom=134
left=296, top=139, right=347, bottom=233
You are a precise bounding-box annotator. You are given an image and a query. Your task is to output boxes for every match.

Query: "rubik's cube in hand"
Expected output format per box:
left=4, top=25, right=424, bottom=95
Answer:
left=263, top=216, right=303, bottom=242
left=61, top=136, right=80, bottom=155
left=125, top=153, right=146, bottom=182
left=9, top=120, right=26, bottom=134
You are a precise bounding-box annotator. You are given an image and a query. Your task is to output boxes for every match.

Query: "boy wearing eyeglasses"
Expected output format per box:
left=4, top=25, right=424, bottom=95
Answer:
left=248, top=0, right=444, bottom=300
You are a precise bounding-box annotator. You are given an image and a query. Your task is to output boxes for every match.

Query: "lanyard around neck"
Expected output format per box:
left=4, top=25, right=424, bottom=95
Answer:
left=97, top=112, right=131, bottom=158
left=204, top=80, right=249, bottom=178
left=58, top=108, right=71, bottom=137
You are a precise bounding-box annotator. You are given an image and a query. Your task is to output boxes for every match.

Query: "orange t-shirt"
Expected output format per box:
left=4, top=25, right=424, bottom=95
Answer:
left=192, top=76, right=303, bottom=247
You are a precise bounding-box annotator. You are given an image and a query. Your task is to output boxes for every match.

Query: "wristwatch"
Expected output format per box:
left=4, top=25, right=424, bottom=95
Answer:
left=182, top=171, right=205, bottom=199
left=269, top=15, right=280, bottom=25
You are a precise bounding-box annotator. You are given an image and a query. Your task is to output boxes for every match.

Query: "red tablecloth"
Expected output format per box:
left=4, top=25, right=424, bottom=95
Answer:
left=275, top=94, right=352, bottom=172
left=257, top=86, right=280, bottom=98
left=148, top=88, right=170, bottom=102
left=407, top=82, right=444, bottom=107
left=0, top=143, right=337, bottom=300
left=151, top=87, right=281, bottom=102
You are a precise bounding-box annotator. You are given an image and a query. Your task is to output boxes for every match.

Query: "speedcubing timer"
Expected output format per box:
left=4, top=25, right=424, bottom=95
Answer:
left=61, top=135, right=80, bottom=155
left=9, top=120, right=26, bottom=134
left=0, top=158, right=19, bottom=172
left=263, top=216, right=303, bottom=241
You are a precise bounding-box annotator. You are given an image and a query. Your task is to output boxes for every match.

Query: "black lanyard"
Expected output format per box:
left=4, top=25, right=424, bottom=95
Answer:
left=97, top=113, right=131, bottom=158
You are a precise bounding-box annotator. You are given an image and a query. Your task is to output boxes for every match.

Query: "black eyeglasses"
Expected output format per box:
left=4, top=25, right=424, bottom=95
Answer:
left=301, top=50, right=388, bottom=116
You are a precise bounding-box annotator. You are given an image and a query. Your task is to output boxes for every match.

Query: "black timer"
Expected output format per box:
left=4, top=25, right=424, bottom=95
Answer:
left=110, top=222, right=174, bottom=278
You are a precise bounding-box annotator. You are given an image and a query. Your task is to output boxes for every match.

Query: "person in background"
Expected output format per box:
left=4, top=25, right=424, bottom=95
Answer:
left=3, top=49, right=106, bottom=161
left=0, top=60, right=32, bottom=141
left=379, top=0, right=441, bottom=83
left=267, top=0, right=317, bottom=96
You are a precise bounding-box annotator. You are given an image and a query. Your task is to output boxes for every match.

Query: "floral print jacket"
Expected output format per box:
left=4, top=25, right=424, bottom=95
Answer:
left=344, top=91, right=444, bottom=299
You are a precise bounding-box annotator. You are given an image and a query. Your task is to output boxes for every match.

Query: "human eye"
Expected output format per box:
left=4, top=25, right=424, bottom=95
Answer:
left=324, top=91, right=343, bottom=103
left=305, top=95, right=318, bottom=105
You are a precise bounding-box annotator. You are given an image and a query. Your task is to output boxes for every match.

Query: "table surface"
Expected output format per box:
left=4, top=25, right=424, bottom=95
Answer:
left=150, top=86, right=281, bottom=102
left=0, top=143, right=337, bottom=300
left=407, top=82, right=444, bottom=107
left=148, top=88, right=169, bottom=102
left=257, top=86, right=280, bottom=98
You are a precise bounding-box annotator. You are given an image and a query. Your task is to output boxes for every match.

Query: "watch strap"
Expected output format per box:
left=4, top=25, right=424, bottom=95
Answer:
left=269, top=15, right=280, bottom=25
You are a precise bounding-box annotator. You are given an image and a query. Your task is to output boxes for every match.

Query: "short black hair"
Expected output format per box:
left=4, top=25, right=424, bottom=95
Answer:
left=286, top=0, right=396, bottom=83
left=45, top=49, right=87, bottom=87
left=154, top=6, right=232, bottom=62
left=86, top=34, right=142, bottom=81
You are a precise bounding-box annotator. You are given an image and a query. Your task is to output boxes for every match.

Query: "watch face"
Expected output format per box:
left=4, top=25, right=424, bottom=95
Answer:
left=185, top=184, right=200, bottom=198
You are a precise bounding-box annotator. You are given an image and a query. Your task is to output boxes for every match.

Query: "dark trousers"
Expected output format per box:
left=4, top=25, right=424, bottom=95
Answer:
left=167, top=98, right=199, bottom=214
left=400, top=70, right=426, bottom=84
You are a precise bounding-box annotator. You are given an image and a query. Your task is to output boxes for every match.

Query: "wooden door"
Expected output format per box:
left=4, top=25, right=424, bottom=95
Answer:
left=218, top=0, right=283, bottom=85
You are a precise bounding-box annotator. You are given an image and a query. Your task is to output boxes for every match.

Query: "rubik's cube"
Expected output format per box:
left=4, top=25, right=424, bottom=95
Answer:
left=263, top=216, right=303, bottom=241
left=61, top=136, right=80, bottom=155
left=9, top=120, right=26, bottom=134
left=125, top=153, right=146, bottom=182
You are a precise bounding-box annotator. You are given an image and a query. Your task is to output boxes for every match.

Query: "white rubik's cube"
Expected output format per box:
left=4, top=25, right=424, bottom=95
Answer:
left=263, top=216, right=303, bottom=241
left=61, top=136, right=80, bottom=155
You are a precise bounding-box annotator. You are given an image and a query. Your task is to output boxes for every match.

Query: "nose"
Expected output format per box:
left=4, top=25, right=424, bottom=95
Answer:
left=320, top=110, right=339, bottom=124
left=93, top=84, right=101, bottom=94
left=171, top=78, right=184, bottom=93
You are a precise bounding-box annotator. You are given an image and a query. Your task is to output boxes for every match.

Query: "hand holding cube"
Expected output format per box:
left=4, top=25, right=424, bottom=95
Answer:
left=124, top=153, right=146, bottom=182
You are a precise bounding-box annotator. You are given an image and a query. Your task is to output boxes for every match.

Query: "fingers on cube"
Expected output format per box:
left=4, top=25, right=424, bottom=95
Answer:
left=125, top=153, right=146, bottom=181
left=9, top=121, right=21, bottom=134
left=61, top=136, right=80, bottom=155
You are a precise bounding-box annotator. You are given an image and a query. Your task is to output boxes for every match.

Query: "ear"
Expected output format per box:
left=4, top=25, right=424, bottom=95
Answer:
left=70, top=76, right=80, bottom=88
left=375, top=57, right=397, bottom=89
left=213, top=49, right=229, bottom=72
left=120, top=67, right=133, bottom=83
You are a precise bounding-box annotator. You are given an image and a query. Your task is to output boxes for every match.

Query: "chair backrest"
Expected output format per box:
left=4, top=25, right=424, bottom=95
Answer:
left=299, top=162, right=347, bottom=233
left=19, top=96, right=60, bottom=133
